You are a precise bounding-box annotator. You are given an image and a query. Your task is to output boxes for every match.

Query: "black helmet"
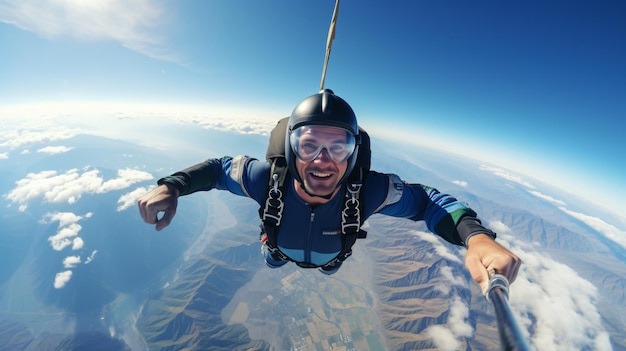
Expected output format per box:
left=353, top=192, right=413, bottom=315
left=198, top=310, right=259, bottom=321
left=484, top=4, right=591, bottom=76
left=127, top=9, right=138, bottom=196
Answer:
left=285, top=89, right=361, bottom=187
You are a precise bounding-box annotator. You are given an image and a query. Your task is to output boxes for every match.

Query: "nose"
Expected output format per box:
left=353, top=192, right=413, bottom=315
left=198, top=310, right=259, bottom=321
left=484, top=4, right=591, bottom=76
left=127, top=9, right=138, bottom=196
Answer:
left=313, top=147, right=333, bottom=162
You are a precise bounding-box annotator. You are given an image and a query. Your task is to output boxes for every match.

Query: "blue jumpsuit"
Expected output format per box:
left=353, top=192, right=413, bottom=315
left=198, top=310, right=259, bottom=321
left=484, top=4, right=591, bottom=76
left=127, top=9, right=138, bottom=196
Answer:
left=159, top=155, right=492, bottom=270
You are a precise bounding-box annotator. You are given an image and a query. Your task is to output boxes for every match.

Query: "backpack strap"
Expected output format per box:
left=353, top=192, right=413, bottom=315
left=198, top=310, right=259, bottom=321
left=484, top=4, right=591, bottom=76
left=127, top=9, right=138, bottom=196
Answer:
left=261, top=160, right=287, bottom=227
left=326, top=142, right=370, bottom=267
left=261, top=176, right=368, bottom=268
left=320, top=181, right=368, bottom=269
left=259, top=117, right=370, bottom=268
left=259, top=158, right=291, bottom=261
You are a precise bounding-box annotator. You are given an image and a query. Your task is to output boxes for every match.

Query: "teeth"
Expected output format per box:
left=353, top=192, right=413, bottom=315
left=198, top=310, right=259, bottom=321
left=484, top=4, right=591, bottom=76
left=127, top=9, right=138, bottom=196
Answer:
left=312, top=172, right=331, bottom=178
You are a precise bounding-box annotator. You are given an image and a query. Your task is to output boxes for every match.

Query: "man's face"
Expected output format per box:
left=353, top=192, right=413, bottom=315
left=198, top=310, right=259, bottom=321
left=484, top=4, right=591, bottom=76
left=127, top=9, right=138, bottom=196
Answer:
left=293, top=126, right=351, bottom=197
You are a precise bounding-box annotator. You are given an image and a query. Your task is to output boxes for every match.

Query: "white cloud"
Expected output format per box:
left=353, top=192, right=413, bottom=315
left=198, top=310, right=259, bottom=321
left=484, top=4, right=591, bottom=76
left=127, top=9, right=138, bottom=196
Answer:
left=479, top=165, right=535, bottom=189
left=5, top=167, right=153, bottom=210
left=63, top=255, right=81, bottom=268
left=425, top=297, right=473, bottom=351
left=117, top=186, right=152, bottom=211
left=188, top=115, right=275, bottom=136
left=410, top=230, right=475, bottom=349
left=99, top=168, right=154, bottom=192
left=72, top=237, right=84, bottom=250
left=414, top=230, right=462, bottom=264
left=42, top=211, right=90, bottom=251
left=487, top=220, right=511, bottom=234
left=0, top=152, right=7, bottom=159
left=425, top=325, right=458, bottom=351
left=529, top=190, right=566, bottom=206
left=85, top=250, right=98, bottom=264
left=37, top=145, right=73, bottom=155
left=42, top=211, right=88, bottom=228
left=559, top=207, right=626, bottom=250
left=512, top=255, right=608, bottom=350
left=435, top=265, right=467, bottom=295
left=48, top=223, right=82, bottom=251
left=53, top=270, right=73, bottom=289
left=0, top=0, right=179, bottom=63
left=484, top=221, right=610, bottom=351
left=1, top=104, right=279, bottom=148
left=452, top=180, right=468, bottom=187
left=448, top=296, right=473, bottom=337
left=6, top=169, right=91, bottom=208
left=0, top=124, right=79, bottom=149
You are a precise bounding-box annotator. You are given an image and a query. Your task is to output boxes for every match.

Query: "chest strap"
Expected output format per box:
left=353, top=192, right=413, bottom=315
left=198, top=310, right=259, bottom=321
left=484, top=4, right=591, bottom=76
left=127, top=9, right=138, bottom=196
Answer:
left=259, top=169, right=367, bottom=269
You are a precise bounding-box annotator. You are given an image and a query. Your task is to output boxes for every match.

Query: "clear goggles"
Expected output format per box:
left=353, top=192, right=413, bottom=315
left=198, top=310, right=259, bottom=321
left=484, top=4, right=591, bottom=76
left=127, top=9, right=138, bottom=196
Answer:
left=290, top=125, right=356, bottom=163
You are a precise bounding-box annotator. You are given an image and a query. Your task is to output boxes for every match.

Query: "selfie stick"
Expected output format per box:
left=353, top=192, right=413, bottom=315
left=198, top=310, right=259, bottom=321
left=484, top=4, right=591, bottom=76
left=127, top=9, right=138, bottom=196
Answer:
left=486, top=273, right=531, bottom=351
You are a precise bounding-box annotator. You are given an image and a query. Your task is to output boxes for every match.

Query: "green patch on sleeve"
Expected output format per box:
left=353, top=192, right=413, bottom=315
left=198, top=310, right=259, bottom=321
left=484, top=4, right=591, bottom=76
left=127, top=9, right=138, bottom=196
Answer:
left=434, top=208, right=477, bottom=246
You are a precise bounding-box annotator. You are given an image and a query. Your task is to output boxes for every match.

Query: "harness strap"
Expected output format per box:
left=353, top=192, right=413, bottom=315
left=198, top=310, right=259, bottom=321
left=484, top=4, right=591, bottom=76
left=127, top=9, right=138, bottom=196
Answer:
left=322, top=182, right=367, bottom=268
left=261, top=173, right=284, bottom=227
left=260, top=162, right=288, bottom=260
left=260, top=162, right=367, bottom=269
left=341, top=183, right=361, bottom=233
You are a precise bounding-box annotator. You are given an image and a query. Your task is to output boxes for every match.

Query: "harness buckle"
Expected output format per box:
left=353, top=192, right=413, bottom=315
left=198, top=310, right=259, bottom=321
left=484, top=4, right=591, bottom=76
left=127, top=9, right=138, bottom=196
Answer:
left=262, top=173, right=284, bottom=226
left=342, top=183, right=362, bottom=234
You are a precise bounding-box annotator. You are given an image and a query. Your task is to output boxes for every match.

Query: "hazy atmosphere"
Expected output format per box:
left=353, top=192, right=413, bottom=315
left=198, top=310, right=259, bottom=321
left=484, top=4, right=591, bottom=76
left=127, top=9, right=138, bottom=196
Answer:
left=1, top=1, right=625, bottom=350
left=1, top=0, right=625, bottom=219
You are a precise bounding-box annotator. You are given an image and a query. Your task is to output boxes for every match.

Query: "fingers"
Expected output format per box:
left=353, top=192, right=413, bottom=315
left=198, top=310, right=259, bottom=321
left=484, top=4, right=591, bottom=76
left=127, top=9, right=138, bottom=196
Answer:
left=495, top=254, right=521, bottom=284
left=137, top=197, right=153, bottom=224
left=138, top=195, right=149, bottom=223
left=137, top=184, right=179, bottom=230
left=465, top=234, right=521, bottom=294
left=137, top=194, right=159, bottom=225
left=155, top=208, right=176, bottom=231
left=466, top=254, right=492, bottom=294
left=144, top=201, right=162, bottom=225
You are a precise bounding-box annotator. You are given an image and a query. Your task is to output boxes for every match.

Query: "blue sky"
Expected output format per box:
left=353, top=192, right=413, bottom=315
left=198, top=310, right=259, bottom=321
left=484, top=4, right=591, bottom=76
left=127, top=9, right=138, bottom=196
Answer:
left=1, top=0, right=625, bottom=219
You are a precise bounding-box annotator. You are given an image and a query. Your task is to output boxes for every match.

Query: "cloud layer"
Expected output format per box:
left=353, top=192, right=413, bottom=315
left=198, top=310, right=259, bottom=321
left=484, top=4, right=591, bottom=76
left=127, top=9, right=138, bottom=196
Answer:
left=43, top=212, right=89, bottom=247
left=43, top=211, right=92, bottom=288
left=480, top=165, right=626, bottom=251
left=559, top=207, right=626, bottom=250
left=411, top=213, right=612, bottom=350
left=6, top=167, right=153, bottom=211
left=0, top=124, right=79, bottom=150
left=37, top=145, right=73, bottom=155
left=0, top=0, right=177, bottom=63
left=425, top=296, right=473, bottom=351
left=488, top=222, right=611, bottom=351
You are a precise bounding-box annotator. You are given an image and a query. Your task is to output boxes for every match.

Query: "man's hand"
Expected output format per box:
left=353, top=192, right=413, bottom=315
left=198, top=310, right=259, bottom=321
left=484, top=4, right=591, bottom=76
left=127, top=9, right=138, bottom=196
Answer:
left=137, top=184, right=179, bottom=231
left=465, top=234, right=521, bottom=295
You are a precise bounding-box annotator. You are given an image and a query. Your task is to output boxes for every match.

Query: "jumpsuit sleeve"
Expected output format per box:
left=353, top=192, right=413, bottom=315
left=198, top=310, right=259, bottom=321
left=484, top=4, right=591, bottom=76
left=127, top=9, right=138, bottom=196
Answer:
left=374, top=173, right=496, bottom=246
left=156, top=155, right=270, bottom=205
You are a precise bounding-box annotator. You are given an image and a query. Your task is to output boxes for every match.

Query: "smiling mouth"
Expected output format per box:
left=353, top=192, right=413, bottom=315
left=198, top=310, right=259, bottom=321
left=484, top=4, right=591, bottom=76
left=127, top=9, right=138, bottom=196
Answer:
left=311, top=171, right=332, bottom=178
